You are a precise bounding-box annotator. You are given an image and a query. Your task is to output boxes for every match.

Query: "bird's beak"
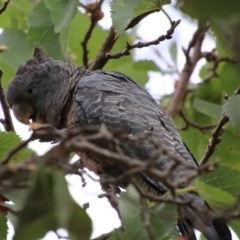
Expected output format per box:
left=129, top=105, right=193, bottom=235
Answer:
left=12, top=103, right=33, bottom=125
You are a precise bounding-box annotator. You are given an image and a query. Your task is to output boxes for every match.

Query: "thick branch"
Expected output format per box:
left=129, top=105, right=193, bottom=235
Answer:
left=90, top=27, right=117, bottom=70
left=167, top=24, right=208, bottom=117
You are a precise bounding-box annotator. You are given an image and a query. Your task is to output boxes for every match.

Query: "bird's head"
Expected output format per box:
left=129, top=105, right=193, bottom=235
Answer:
left=6, top=47, right=77, bottom=128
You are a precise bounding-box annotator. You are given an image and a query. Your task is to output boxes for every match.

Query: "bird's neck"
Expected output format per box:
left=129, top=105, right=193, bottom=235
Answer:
left=58, top=67, right=86, bottom=129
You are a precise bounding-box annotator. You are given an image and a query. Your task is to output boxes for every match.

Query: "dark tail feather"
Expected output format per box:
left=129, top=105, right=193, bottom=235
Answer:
left=178, top=193, right=232, bottom=240
left=212, top=218, right=232, bottom=240
left=178, top=218, right=197, bottom=240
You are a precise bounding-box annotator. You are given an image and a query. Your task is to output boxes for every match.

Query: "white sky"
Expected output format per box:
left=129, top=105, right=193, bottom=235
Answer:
left=1, top=2, right=238, bottom=240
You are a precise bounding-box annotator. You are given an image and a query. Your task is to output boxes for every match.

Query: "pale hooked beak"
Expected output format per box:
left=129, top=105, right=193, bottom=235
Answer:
left=12, top=103, right=34, bottom=125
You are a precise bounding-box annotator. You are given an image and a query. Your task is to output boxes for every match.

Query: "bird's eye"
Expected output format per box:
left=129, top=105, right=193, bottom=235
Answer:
left=27, top=88, right=34, bottom=94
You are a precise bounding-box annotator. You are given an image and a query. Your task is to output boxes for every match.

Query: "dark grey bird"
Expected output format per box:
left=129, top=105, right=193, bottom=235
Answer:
left=6, top=48, right=231, bottom=240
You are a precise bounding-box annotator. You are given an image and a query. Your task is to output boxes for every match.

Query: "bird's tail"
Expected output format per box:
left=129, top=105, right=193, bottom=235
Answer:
left=178, top=192, right=232, bottom=240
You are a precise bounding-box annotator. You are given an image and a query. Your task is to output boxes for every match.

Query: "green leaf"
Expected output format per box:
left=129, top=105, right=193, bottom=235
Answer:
left=110, top=0, right=166, bottom=34
left=218, top=63, right=240, bottom=95
left=194, top=178, right=236, bottom=209
left=13, top=166, right=56, bottom=240
left=179, top=126, right=209, bottom=163
left=44, top=0, right=77, bottom=33
left=211, top=16, right=240, bottom=58
left=53, top=169, right=92, bottom=240
left=27, top=2, right=64, bottom=60
left=149, top=203, right=177, bottom=239
left=229, top=220, right=240, bottom=240
left=105, top=59, right=158, bottom=86
left=195, top=75, right=222, bottom=104
left=212, top=127, right=240, bottom=170
left=118, top=186, right=149, bottom=239
left=111, top=0, right=140, bottom=34
left=181, top=0, right=240, bottom=64
left=0, top=213, right=8, bottom=240
left=224, top=95, right=240, bottom=130
left=169, top=41, right=178, bottom=65
left=0, top=131, right=34, bottom=163
left=0, top=0, right=33, bottom=29
left=0, top=28, right=32, bottom=68
left=28, top=26, right=64, bottom=60
left=68, top=11, right=108, bottom=65
left=0, top=62, right=16, bottom=89
left=181, top=0, right=240, bottom=20
left=193, top=98, right=222, bottom=118
left=110, top=186, right=149, bottom=240
left=0, top=7, right=11, bottom=28
left=59, top=26, right=70, bottom=58
left=134, top=0, right=169, bottom=15
left=199, top=165, right=240, bottom=197
left=110, top=186, right=177, bottom=240
left=14, top=165, right=92, bottom=240
left=28, top=1, right=52, bottom=28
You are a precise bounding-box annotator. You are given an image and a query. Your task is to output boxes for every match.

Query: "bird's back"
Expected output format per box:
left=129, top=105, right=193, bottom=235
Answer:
left=75, top=69, right=197, bottom=172
left=71, top=70, right=232, bottom=240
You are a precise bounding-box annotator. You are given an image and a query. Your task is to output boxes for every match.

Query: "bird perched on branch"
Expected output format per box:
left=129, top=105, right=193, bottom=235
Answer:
left=6, top=48, right=231, bottom=240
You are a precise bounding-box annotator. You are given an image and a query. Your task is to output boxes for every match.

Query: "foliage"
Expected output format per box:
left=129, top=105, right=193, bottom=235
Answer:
left=0, top=0, right=240, bottom=240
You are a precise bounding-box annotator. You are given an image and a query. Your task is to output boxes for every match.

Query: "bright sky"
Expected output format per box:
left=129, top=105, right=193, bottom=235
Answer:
left=1, top=2, right=238, bottom=240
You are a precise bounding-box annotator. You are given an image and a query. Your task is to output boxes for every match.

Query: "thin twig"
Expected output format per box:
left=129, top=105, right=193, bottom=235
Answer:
left=90, top=10, right=180, bottom=70
left=0, top=69, right=15, bottom=131
left=200, top=115, right=229, bottom=165
left=199, top=86, right=240, bottom=165
left=0, top=137, right=33, bottom=165
left=80, top=0, right=104, bottom=68
left=179, top=110, right=216, bottom=132
left=201, top=49, right=238, bottom=82
left=106, top=20, right=180, bottom=60
left=0, top=0, right=10, bottom=15
left=139, top=197, right=157, bottom=240
left=0, top=124, right=199, bottom=191
left=92, top=232, right=113, bottom=240
left=81, top=20, right=97, bottom=68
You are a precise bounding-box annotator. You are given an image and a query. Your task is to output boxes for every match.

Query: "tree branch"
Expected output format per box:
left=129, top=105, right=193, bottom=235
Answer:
left=80, top=0, right=104, bottom=68
left=201, top=49, right=239, bottom=82
left=81, top=20, right=97, bottom=68
left=200, top=87, right=240, bottom=165
left=167, top=23, right=209, bottom=117
left=106, top=20, right=180, bottom=60
left=0, top=125, right=202, bottom=193
left=139, top=197, right=157, bottom=240
left=0, top=0, right=10, bottom=15
left=200, top=114, right=229, bottom=166
left=0, top=69, right=14, bottom=131
left=179, top=110, right=216, bottom=132
left=90, top=27, right=117, bottom=70
left=0, top=138, right=33, bottom=165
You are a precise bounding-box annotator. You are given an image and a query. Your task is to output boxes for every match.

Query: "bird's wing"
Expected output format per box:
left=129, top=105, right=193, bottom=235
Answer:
left=74, top=70, right=232, bottom=240
left=75, top=70, right=197, bottom=193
